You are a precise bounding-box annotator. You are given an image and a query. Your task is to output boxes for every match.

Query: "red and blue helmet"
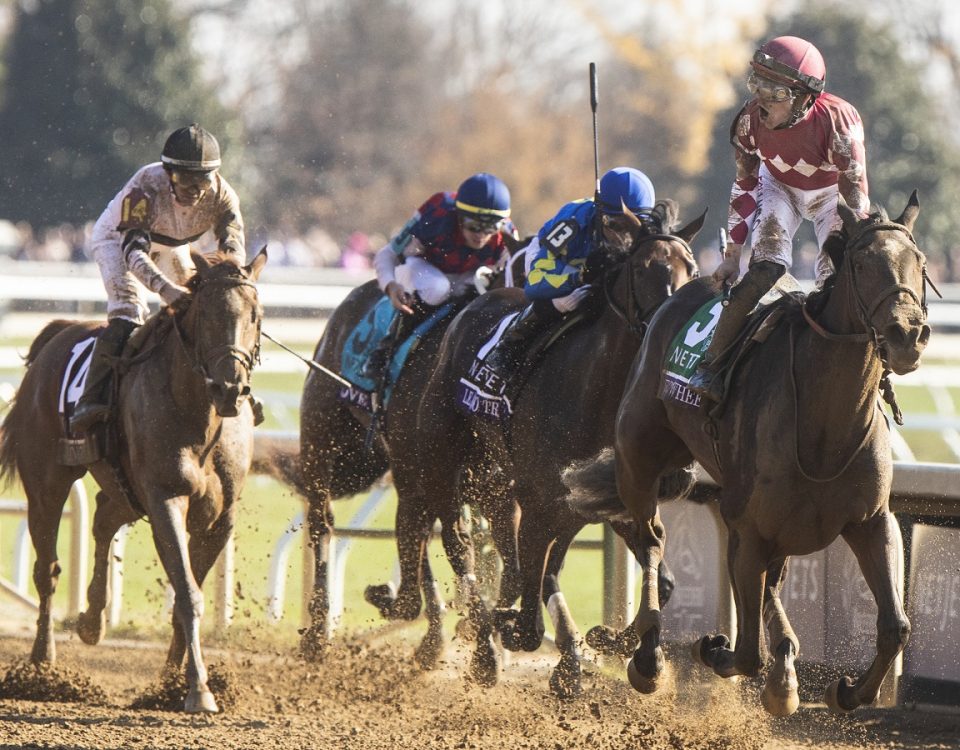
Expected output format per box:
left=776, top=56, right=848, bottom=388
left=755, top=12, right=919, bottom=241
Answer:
left=598, top=167, right=655, bottom=215
left=455, top=173, right=511, bottom=228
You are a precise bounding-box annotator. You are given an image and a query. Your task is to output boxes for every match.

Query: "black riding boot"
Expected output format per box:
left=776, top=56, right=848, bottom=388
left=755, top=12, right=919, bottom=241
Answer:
left=70, top=317, right=138, bottom=433
left=483, top=300, right=560, bottom=380
left=361, top=297, right=434, bottom=380
left=688, top=261, right=785, bottom=402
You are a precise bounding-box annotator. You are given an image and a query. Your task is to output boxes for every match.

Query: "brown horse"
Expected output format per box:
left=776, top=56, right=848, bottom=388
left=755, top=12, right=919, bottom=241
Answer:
left=373, top=201, right=703, bottom=695
left=566, top=194, right=930, bottom=714
left=0, top=250, right=267, bottom=713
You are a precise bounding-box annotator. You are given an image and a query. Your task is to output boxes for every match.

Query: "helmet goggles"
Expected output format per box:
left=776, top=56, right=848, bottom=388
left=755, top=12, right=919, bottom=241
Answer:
left=747, top=71, right=796, bottom=104
left=460, top=214, right=503, bottom=235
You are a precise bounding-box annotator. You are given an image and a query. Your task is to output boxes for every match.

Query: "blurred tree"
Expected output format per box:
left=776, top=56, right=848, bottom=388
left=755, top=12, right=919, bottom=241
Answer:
left=696, top=5, right=960, bottom=279
left=0, top=0, right=238, bottom=229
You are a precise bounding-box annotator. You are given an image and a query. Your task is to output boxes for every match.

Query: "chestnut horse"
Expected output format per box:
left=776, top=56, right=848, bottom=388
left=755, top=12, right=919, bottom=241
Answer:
left=567, top=194, right=930, bottom=715
left=373, top=201, right=703, bottom=695
left=0, top=251, right=267, bottom=713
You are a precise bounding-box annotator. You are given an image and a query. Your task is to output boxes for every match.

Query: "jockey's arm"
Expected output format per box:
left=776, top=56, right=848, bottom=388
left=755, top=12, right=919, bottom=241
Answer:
left=213, top=200, right=246, bottom=264
left=122, top=230, right=190, bottom=305
left=524, top=243, right=583, bottom=301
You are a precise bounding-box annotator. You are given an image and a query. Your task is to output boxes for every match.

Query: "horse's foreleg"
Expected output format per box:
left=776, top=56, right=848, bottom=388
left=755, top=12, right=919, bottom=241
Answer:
left=624, top=512, right=668, bottom=694
left=301, top=494, right=334, bottom=660
left=364, top=495, right=430, bottom=621
left=486, top=496, right=521, bottom=609
left=498, top=513, right=553, bottom=653
left=78, top=492, right=138, bottom=646
left=695, top=528, right=765, bottom=681
left=414, top=548, right=446, bottom=671
left=148, top=496, right=217, bottom=714
left=824, top=511, right=910, bottom=713
left=542, top=533, right=583, bottom=699
left=760, top=557, right=800, bottom=716
left=437, top=507, right=500, bottom=687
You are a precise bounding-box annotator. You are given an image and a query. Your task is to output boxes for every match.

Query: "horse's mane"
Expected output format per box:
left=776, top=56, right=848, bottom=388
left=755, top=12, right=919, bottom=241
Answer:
left=803, top=205, right=891, bottom=318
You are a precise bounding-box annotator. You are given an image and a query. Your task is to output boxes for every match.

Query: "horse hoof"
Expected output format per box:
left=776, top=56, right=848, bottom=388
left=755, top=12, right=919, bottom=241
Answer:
left=298, top=628, right=328, bottom=662
left=549, top=656, right=583, bottom=700
left=76, top=610, right=105, bottom=645
left=184, top=688, right=219, bottom=714
left=364, top=582, right=396, bottom=616
left=823, top=677, right=858, bottom=714
left=585, top=625, right=624, bottom=656
left=414, top=634, right=444, bottom=671
left=691, top=634, right=731, bottom=670
left=468, top=639, right=501, bottom=688
left=626, top=654, right=661, bottom=694
left=761, top=683, right=800, bottom=716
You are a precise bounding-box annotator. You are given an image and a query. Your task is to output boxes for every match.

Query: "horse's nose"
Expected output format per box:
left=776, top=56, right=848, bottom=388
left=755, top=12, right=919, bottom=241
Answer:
left=883, top=321, right=930, bottom=353
left=209, top=381, right=243, bottom=417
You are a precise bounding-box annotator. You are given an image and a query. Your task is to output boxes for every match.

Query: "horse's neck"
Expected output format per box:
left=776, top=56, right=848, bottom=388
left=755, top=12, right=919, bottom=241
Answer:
left=165, top=310, right=218, bottom=429
left=796, top=275, right=883, bottom=439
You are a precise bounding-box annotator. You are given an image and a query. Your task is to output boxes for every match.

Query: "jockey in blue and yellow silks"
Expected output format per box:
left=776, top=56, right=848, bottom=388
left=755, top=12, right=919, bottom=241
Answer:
left=363, top=172, right=517, bottom=378
left=482, top=167, right=656, bottom=379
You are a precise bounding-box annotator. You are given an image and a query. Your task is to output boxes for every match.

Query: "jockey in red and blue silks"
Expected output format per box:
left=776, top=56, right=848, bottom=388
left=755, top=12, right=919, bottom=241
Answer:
left=363, top=172, right=517, bottom=378
left=482, top=167, right=657, bottom=379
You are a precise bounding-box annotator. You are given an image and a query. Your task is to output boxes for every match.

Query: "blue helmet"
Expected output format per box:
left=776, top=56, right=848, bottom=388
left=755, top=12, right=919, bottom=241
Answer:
left=455, top=173, right=511, bottom=227
left=598, top=167, right=655, bottom=215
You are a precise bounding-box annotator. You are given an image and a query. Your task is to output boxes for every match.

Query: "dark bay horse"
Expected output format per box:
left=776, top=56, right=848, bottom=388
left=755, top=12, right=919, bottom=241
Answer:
left=280, top=247, right=530, bottom=670
left=376, top=201, right=703, bottom=695
left=567, top=194, right=930, bottom=714
left=0, top=250, right=267, bottom=713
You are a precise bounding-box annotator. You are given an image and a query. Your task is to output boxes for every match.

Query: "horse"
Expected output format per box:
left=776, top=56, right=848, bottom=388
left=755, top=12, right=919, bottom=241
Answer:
left=565, top=193, right=930, bottom=715
left=373, top=200, right=704, bottom=696
left=0, top=250, right=267, bottom=713
left=266, top=241, right=530, bottom=671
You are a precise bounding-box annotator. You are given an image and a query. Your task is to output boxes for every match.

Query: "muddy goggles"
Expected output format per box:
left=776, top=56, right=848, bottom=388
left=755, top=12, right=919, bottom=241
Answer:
left=460, top=216, right=503, bottom=235
left=170, top=169, right=217, bottom=189
left=746, top=71, right=797, bottom=104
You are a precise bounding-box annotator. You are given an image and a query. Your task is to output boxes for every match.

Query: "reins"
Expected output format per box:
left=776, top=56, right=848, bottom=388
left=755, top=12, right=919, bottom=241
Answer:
left=604, top=232, right=696, bottom=338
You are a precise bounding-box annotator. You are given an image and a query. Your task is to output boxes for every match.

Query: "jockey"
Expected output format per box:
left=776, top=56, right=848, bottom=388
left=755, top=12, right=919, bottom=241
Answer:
left=482, top=166, right=656, bottom=379
left=689, top=35, right=869, bottom=402
left=71, top=124, right=247, bottom=433
left=362, top=172, right=517, bottom=378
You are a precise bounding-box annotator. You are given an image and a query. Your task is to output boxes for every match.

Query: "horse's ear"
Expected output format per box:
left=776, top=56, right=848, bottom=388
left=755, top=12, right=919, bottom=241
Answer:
left=675, top=207, right=707, bottom=244
left=652, top=199, right=679, bottom=232
left=823, top=230, right=845, bottom=271
left=245, top=246, right=268, bottom=281
left=621, top=202, right=643, bottom=228
left=192, top=251, right=212, bottom=273
left=501, top=232, right=526, bottom=254
left=894, top=190, right=920, bottom=233
left=836, top=194, right=860, bottom=236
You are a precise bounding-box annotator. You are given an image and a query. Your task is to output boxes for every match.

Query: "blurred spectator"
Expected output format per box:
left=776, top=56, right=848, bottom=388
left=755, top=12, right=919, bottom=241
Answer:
left=340, top=230, right=372, bottom=271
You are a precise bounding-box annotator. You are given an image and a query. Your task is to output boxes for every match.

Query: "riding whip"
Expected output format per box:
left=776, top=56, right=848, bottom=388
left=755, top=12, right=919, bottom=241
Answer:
left=590, top=62, right=601, bottom=203
left=261, top=330, right=352, bottom=387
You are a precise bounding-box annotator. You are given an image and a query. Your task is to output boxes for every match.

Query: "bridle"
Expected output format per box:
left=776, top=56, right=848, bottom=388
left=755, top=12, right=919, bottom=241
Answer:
left=172, top=272, right=262, bottom=390
left=604, top=231, right=698, bottom=338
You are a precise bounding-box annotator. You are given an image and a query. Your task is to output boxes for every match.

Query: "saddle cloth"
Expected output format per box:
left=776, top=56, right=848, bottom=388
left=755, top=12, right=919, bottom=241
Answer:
left=337, top=296, right=454, bottom=413
left=455, top=311, right=522, bottom=422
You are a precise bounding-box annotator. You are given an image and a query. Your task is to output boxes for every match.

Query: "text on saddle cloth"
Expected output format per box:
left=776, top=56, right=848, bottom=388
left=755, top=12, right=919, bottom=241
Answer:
left=456, top=310, right=522, bottom=423
left=661, top=296, right=724, bottom=409
left=337, top=295, right=454, bottom=412
left=58, top=334, right=98, bottom=421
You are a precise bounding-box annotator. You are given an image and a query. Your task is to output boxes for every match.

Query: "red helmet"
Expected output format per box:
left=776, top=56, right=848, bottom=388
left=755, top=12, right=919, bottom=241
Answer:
left=751, top=36, right=825, bottom=95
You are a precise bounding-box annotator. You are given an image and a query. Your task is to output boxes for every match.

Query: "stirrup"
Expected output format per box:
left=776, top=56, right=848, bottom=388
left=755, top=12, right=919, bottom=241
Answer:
left=70, top=403, right=110, bottom=433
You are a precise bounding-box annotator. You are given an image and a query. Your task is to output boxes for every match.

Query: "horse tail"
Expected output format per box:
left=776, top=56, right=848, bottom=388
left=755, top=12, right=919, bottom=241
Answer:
left=251, top=435, right=304, bottom=494
left=563, top=449, right=701, bottom=523
left=25, top=319, right=75, bottom=366
left=0, top=393, right=20, bottom=489
left=562, top=448, right=631, bottom=523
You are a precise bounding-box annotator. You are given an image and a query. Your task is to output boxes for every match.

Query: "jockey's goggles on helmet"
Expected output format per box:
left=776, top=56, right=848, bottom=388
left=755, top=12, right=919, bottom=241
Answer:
left=170, top=169, right=217, bottom=189
left=747, top=71, right=796, bottom=103
left=460, top=216, right=502, bottom=235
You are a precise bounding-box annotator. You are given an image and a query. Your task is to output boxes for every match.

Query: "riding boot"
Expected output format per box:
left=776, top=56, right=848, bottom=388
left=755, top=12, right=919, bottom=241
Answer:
left=70, top=318, right=138, bottom=433
left=361, top=296, right=434, bottom=380
left=483, top=300, right=560, bottom=380
left=688, top=261, right=785, bottom=402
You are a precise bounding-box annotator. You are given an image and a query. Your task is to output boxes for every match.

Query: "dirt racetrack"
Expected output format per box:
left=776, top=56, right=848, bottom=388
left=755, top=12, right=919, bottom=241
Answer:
left=0, top=629, right=957, bottom=750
